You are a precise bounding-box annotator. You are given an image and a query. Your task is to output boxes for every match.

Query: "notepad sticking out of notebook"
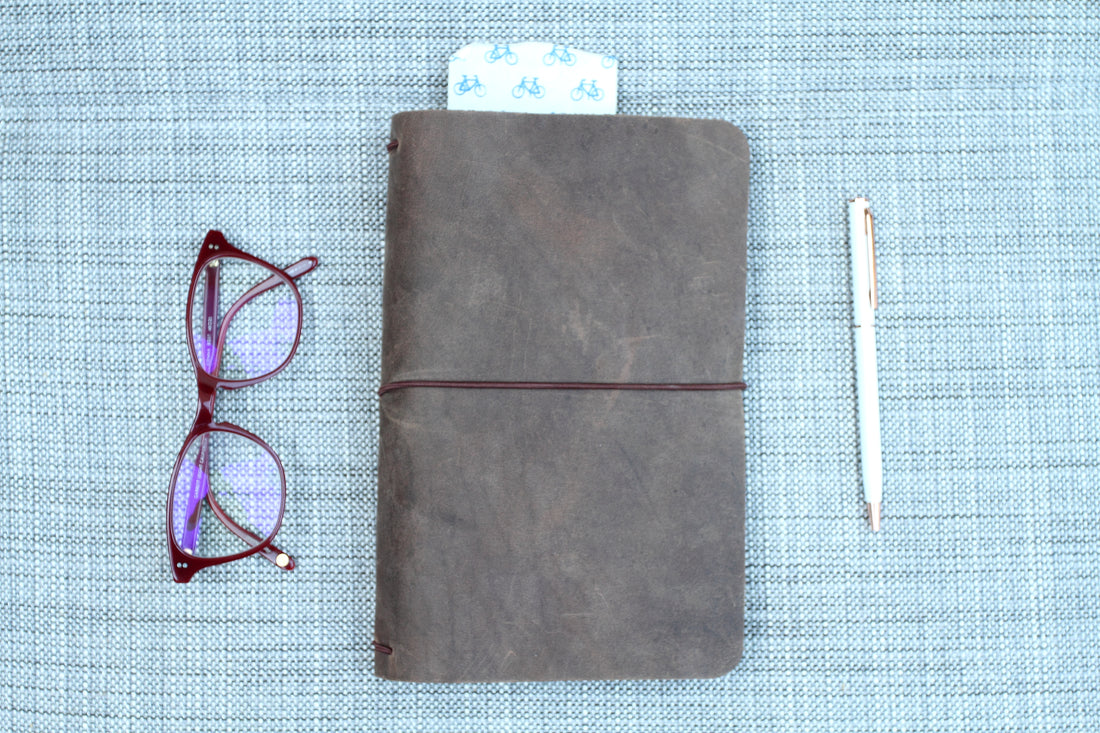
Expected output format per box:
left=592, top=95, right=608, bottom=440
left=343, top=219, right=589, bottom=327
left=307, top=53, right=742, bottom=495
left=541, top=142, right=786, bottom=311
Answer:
left=374, top=109, right=749, bottom=682
left=447, top=41, right=618, bottom=114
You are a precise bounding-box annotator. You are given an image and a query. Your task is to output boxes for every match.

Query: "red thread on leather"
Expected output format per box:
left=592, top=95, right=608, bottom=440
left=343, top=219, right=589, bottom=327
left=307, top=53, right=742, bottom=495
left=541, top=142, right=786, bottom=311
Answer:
left=378, top=380, right=747, bottom=396
left=386, top=139, right=399, bottom=151
left=373, top=641, right=393, bottom=655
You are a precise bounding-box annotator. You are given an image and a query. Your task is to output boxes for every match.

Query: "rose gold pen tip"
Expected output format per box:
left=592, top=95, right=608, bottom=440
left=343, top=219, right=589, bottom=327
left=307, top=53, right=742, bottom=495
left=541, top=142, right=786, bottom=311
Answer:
left=867, top=502, right=881, bottom=532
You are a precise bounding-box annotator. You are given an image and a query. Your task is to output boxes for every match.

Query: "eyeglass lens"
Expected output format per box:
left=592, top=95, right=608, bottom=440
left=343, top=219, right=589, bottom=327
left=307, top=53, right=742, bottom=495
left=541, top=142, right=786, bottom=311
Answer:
left=189, top=257, right=300, bottom=381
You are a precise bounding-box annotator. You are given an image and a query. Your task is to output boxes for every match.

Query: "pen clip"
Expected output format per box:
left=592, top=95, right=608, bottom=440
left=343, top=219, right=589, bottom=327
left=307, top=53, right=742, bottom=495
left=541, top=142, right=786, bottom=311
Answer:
left=864, top=208, right=878, bottom=310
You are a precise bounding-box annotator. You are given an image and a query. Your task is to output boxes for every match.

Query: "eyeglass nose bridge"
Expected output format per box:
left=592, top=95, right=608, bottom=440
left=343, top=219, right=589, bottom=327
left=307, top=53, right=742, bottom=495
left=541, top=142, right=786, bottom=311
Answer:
left=190, top=370, right=279, bottom=435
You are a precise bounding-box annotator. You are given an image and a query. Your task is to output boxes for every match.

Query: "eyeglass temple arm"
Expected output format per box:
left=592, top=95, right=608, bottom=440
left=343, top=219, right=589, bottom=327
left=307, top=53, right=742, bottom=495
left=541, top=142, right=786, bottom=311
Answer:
left=181, top=449, right=296, bottom=569
left=184, top=447, right=296, bottom=569
left=213, top=257, right=319, bottom=358
left=179, top=262, right=224, bottom=554
left=179, top=435, right=210, bottom=554
left=205, top=490, right=296, bottom=570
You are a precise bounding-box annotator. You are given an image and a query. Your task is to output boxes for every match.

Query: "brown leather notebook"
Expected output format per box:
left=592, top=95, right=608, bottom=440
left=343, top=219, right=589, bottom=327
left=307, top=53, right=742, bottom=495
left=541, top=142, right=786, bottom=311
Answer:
left=374, top=110, right=749, bottom=682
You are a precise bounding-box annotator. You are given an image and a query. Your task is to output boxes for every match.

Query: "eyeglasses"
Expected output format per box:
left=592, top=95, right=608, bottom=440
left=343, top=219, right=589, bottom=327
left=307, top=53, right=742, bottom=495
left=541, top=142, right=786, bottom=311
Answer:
left=167, top=231, right=317, bottom=583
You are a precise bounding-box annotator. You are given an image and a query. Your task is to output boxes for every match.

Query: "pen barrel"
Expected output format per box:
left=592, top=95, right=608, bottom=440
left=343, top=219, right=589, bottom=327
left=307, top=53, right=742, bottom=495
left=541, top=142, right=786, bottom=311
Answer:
left=853, top=324, right=882, bottom=504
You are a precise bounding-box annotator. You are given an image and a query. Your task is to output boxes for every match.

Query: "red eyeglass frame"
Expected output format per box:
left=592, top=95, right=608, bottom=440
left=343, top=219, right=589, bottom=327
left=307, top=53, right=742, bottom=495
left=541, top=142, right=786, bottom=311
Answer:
left=166, top=230, right=317, bottom=583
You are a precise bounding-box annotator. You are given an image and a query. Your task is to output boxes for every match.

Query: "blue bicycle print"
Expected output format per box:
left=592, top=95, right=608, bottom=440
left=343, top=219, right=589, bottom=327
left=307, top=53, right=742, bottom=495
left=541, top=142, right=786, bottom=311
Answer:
left=453, top=74, right=487, bottom=97
left=512, top=76, right=546, bottom=99
left=570, top=79, right=605, bottom=102
left=542, top=45, right=576, bottom=66
left=601, top=54, right=618, bottom=68
left=484, top=44, right=518, bottom=65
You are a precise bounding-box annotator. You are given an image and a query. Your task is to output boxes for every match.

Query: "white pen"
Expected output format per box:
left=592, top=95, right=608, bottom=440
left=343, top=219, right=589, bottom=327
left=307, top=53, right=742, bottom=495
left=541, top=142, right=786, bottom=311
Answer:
left=848, top=197, right=883, bottom=531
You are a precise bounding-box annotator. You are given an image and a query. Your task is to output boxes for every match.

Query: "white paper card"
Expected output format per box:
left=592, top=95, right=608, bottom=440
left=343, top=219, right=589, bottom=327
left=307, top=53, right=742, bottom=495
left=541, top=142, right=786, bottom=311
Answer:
left=448, top=42, right=618, bottom=115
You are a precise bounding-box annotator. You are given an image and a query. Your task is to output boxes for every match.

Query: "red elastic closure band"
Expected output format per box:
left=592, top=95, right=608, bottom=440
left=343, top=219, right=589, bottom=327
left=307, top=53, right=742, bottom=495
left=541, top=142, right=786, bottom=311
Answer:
left=378, top=380, right=747, bottom=396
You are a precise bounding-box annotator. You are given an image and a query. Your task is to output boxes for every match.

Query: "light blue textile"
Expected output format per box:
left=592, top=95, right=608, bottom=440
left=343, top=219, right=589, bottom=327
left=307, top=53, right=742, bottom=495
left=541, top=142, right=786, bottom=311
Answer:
left=2, top=2, right=1098, bottom=731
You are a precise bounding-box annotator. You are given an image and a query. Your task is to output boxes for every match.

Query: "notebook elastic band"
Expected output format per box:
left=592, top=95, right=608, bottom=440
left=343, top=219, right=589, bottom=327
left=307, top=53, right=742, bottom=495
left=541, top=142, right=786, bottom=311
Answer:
left=378, top=380, right=747, bottom=396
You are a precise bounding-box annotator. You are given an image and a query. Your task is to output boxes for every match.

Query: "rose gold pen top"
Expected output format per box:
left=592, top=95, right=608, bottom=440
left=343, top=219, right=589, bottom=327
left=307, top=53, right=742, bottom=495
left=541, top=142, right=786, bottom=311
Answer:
left=867, top=502, right=881, bottom=532
left=865, top=208, right=877, bottom=310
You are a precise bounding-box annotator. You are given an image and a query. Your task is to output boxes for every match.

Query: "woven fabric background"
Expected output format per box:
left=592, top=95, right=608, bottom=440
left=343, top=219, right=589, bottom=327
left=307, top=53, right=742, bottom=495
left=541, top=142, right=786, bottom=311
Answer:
left=2, top=1, right=1098, bottom=730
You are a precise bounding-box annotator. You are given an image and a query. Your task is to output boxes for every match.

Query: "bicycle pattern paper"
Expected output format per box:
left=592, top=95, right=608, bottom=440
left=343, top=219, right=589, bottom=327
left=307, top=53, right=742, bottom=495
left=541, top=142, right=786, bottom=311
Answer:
left=448, top=42, right=618, bottom=115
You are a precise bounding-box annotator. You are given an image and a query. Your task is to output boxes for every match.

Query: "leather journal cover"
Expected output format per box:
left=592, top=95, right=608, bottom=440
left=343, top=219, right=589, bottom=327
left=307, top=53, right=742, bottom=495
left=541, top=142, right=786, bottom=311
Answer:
left=375, top=110, right=749, bottom=682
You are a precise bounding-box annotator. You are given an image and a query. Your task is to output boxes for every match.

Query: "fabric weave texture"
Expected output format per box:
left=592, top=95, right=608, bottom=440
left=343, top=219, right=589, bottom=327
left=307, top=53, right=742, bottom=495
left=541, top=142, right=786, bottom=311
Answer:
left=2, top=1, right=1098, bottom=731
